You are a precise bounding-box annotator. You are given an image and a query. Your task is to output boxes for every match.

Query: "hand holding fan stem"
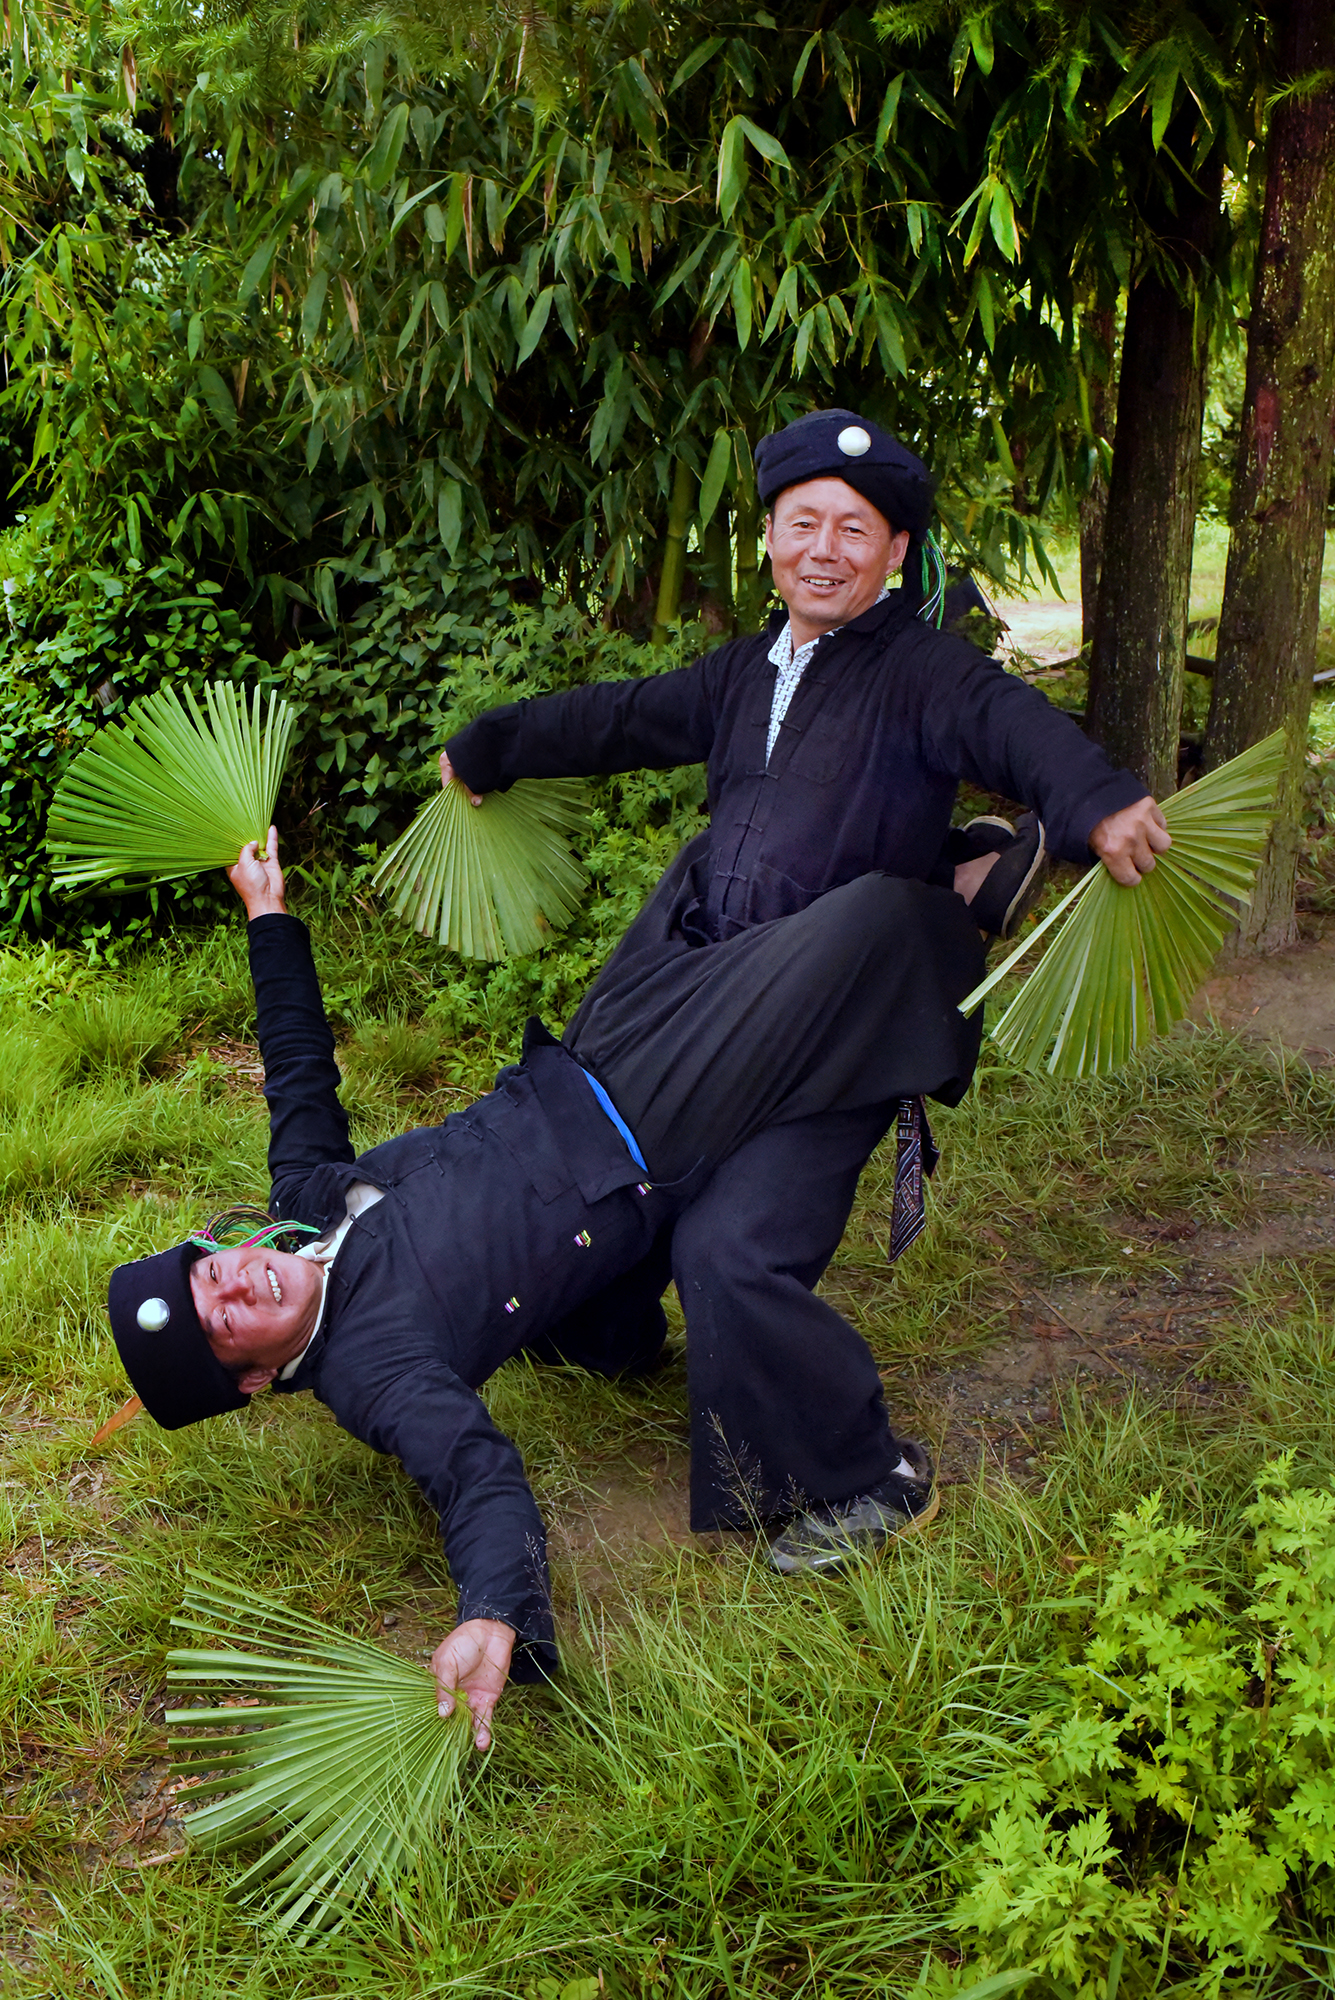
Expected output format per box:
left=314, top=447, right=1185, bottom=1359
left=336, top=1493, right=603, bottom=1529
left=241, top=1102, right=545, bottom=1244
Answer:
left=957, top=731, right=1287, bottom=1079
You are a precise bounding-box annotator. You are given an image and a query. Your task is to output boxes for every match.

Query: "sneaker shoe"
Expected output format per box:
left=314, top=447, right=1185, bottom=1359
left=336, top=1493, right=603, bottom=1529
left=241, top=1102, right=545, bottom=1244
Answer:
left=963, top=811, right=1048, bottom=939
left=955, top=813, right=1015, bottom=859
left=767, top=1439, right=939, bottom=1575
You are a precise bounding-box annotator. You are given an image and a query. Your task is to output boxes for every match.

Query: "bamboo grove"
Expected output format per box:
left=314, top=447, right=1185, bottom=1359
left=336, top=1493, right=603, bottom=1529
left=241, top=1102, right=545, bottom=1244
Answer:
left=0, top=0, right=1331, bottom=939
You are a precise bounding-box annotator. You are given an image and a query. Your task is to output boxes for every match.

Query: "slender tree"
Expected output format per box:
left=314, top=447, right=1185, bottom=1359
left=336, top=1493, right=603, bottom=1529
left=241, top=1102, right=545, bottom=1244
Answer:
left=1204, top=0, right=1335, bottom=947
left=1085, top=125, right=1224, bottom=795
left=1079, top=303, right=1115, bottom=648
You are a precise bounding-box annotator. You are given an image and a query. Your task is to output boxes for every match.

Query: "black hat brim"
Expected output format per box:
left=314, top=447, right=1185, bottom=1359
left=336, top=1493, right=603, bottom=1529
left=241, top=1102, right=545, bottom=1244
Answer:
left=754, top=407, right=935, bottom=536
left=108, top=1243, right=248, bottom=1430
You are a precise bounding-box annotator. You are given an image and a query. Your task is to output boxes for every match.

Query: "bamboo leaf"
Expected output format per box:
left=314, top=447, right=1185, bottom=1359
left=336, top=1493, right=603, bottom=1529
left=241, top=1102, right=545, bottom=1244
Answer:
left=196, top=366, right=237, bottom=434
left=698, top=428, right=733, bottom=529
left=730, top=258, right=753, bottom=350
left=716, top=115, right=748, bottom=222
left=362, top=101, right=410, bottom=193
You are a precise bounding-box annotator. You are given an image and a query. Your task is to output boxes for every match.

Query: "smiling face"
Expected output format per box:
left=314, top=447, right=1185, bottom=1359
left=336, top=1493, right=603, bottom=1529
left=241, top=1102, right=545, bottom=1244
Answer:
left=764, top=477, right=912, bottom=649
left=189, top=1244, right=324, bottom=1391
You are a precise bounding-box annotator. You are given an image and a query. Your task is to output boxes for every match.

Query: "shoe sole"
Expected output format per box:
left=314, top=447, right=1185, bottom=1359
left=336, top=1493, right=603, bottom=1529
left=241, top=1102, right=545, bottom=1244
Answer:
left=999, top=825, right=1049, bottom=939
left=768, top=1483, right=941, bottom=1575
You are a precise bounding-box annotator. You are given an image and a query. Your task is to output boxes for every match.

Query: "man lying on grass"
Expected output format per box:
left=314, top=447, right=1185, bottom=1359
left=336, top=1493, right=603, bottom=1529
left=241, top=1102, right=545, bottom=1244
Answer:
left=107, top=831, right=982, bottom=1750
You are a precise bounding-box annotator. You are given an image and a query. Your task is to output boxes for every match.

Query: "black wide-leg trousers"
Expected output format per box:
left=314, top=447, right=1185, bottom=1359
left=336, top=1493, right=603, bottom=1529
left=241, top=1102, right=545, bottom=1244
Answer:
left=546, top=873, right=985, bottom=1532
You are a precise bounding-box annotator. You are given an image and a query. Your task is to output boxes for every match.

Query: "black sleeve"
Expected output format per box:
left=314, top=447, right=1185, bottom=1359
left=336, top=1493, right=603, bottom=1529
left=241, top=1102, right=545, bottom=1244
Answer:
left=919, top=646, right=1150, bottom=863
left=248, top=912, right=356, bottom=1214
left=445, top=660, right=720, bottom=794
left=316, top=1321, right=556, bottom=1680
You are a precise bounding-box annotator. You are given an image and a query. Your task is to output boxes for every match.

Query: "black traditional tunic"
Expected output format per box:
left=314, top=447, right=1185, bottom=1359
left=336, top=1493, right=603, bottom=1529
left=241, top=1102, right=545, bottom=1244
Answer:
left=446, top=591, right=1147, bottom=956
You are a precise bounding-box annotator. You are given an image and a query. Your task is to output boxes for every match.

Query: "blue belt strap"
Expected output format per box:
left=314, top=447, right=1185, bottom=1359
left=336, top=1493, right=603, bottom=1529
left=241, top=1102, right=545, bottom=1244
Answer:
left=579, top=1067, right=648, bottom=1173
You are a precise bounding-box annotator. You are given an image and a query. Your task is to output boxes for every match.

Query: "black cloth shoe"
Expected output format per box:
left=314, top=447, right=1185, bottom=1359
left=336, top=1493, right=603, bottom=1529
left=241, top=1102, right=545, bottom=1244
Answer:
left=963, top=811, right=1048, bottom=940
left=767, top=1438, right=939, bottom=1575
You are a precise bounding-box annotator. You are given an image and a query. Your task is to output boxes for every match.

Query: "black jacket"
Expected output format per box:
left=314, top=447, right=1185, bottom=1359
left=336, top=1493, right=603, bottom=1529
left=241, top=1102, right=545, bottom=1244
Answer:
left=251, top=913, right=672, bottom=1680
left=447, top=595, right=1147, bottom=945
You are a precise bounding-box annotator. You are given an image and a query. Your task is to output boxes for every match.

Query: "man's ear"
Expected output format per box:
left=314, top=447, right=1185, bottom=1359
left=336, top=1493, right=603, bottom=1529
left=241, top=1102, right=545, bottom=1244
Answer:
left=235, top=1366, right=278, bottom=1394
left=886, top=528, right=912, bottom=576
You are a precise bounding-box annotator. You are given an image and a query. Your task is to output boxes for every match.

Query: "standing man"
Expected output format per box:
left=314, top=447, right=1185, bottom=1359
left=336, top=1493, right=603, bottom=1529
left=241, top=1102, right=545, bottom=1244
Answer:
left=441, top=409, right=1168, bottom=1571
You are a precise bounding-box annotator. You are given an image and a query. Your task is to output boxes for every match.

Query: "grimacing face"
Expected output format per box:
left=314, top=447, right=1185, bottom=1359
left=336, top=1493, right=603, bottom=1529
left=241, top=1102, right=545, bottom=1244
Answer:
left=190, top=1242, right=324, bottom=1389
left=764, top=477, right=912, bottom=645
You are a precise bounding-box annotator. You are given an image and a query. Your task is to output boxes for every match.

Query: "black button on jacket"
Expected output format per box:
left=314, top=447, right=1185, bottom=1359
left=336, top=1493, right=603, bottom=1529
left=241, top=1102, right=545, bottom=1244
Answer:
left=251, top=913, right=664, bottom=1681
left=446, top=594, right=1148, bottom=946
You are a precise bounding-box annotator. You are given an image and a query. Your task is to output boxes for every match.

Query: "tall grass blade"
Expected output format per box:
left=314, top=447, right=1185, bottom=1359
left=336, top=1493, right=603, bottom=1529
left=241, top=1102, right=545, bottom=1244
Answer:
left=372, top=776, right=589, bottom=960
left=958, top=731, right=1286, bottom=1078
left=166, top=1569, right=473, bottom=1940
left=46, top=683, right=298, bottom=889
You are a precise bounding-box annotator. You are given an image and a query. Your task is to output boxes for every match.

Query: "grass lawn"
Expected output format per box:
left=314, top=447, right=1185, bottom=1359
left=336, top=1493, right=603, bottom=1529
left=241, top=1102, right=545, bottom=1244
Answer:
left=2, top=713, right=1335, bottom=1995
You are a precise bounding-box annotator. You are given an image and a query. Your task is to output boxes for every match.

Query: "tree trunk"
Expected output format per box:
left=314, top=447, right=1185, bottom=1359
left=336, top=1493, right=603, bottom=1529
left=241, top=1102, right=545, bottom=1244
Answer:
left=651, top=457, right=697, bottom=644
left=1079, top=304, right=1115, bottom=649
left=1203, top=0, right=1335, bottom=951
left=1085, top=143, right=1223, bottom=797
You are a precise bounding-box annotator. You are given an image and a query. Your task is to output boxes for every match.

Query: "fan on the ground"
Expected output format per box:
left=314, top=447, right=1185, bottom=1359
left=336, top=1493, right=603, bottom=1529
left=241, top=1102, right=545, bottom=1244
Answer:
left=167, top=1571, right=473, bottom=1939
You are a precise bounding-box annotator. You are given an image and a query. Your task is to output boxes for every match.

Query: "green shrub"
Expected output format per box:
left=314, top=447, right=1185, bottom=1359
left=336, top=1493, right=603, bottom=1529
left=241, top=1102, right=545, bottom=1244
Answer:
left=0, top=528, right=705, bottom=970
left=929, top=1457, right=1335, bottom=1998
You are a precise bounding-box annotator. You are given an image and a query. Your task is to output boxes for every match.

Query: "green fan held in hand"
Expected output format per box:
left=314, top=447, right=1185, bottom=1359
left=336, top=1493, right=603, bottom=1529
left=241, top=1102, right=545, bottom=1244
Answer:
left=958, top=730, right=1287, bottom=1079
left=373, top=773, right=589, bottom=960
left=47, top=682, right=297, bottom=890
left=167, top=1571, right=475, bottom=1940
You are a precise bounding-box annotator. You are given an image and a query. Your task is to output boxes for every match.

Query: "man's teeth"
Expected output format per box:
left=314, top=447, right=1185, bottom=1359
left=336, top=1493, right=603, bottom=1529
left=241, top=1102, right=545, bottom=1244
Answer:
left=266, top=1268, right=283, bottom=1304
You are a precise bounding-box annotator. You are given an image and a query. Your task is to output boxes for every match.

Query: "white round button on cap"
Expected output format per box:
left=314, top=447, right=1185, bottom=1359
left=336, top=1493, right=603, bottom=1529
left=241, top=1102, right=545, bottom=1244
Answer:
left=837, top=426, right=871, bottom=457
left=136, top=1297, right=171, bottom=1333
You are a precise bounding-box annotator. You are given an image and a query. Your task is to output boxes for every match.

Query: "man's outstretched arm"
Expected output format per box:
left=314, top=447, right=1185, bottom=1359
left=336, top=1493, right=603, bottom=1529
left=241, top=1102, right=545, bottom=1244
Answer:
left=228, top=832, right=357, bottom=1213
left=439, top=660, right=722, bottom=798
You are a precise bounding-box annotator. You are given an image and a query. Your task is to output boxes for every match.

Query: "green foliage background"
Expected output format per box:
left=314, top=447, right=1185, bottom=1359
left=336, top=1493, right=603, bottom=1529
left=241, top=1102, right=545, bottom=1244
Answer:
left=0, top=0, right=1282, bottom=952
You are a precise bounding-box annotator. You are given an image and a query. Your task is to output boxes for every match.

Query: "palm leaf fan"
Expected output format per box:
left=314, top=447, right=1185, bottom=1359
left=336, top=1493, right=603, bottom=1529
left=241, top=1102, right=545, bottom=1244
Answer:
left=46, top=682, right=297, bottom=889
left=372, top=776, right=589, bottom=960
left=166, top=1570, right=474, bottom=1940
left=957, top=730, right=1286, bottom=1078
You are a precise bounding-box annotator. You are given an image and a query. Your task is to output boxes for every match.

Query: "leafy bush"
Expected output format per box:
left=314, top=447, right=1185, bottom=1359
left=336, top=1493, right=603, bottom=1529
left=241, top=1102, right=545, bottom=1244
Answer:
left=0, top=546, right=269, bottom=938
left=928, top=1457, right=1335, bottom=1998
left=0, top=526, right=703, bottom=969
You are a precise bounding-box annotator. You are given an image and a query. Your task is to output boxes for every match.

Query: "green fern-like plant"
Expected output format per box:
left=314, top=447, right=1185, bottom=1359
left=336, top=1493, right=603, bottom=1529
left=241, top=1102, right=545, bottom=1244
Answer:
left=166, top=1571, right=473, bottom=1939
left=46, top=683, right=297, bottom=889
left=959, top=731, right=1286, bottom=1077
left=372, top=775, right=589, bottom=959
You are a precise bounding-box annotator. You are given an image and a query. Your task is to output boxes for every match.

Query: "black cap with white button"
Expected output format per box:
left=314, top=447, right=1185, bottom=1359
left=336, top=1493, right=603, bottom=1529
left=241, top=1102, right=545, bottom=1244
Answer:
left=753, top=407, right=935, bottom=535
left=107, top=1242, right=248, bottom=1429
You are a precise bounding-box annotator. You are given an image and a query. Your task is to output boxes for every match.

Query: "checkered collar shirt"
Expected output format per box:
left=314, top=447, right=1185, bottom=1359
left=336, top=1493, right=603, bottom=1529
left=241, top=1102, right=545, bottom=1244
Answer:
left=765, top=585, right=892, bottom=764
